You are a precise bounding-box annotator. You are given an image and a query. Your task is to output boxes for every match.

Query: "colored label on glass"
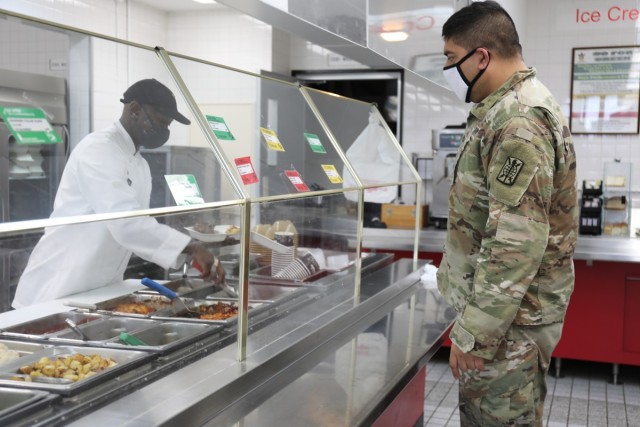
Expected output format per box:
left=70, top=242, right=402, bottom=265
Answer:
left=321, top=164, right=343, bottom=184
left=260, top=127, right=285, bottom=151
left=206, top=115, right=235, bottom=140
left=285, top=170, right=309, bottom=192
left=235, top=156, right=259, bottom=185
left=304, top=132, right=326, bottom=153
left=0, top=106, right=62, bottom=144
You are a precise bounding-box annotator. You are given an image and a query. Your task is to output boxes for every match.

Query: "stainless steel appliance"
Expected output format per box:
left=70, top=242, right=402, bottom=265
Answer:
left=430, top=126, right=465, bottom=228
left=0, top=68, right=68, bottom=311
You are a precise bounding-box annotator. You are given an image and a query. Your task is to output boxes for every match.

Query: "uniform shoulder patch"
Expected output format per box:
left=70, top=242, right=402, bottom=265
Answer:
left=497, top=156, right=525, bottom=186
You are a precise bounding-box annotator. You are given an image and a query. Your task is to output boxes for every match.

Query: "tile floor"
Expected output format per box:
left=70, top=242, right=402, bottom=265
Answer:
left=424, top=349, right=640, bottom=427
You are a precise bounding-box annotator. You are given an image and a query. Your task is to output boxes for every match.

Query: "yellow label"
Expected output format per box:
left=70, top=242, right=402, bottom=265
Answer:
left=260, top=127, right=285, bottom=151
left=321, top=164, right=343, bottom=184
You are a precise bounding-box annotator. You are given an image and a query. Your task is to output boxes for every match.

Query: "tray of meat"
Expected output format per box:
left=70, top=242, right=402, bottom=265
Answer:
left=90, top=294, right=173, bottom=317
left=0, top=345, right=153, bottom=396
left=151, top=299, right=267, bottom=324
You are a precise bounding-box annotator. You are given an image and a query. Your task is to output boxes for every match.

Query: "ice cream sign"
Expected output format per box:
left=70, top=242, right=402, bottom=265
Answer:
left=0, top=107, right=62, bottom=144
left=576, top=5, right=640, bottom=23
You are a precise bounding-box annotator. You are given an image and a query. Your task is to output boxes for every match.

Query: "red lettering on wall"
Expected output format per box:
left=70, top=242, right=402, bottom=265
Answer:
left=576, top=8, right=601, bottom=23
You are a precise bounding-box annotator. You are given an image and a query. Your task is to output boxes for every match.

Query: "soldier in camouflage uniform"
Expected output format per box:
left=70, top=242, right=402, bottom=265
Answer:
left=436, top=2, right=578, bottom=426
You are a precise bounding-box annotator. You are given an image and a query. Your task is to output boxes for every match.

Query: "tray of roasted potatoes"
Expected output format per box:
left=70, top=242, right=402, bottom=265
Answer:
left=0, top=345, right=153, bottom=395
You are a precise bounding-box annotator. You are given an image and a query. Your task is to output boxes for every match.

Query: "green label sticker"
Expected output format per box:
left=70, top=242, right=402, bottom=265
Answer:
left=0, top=106, right=62, bottom=144
left=164, top=174, right=204, bottom=205
left=206, top=115, right=235, bottom=140
left=304, top=132, right=326, bottom=153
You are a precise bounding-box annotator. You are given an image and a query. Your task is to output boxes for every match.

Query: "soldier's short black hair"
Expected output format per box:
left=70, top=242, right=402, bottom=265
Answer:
left=442, top=0, right=522, bottom=59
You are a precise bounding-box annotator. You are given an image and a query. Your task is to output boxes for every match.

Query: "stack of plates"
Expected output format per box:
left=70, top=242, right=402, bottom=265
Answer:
left=273, top=251, right=320, bottom=280
left=271, top=247, right=295, bottom=276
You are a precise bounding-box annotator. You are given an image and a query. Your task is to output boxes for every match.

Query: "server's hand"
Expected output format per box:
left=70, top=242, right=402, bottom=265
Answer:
left=184, top=242, right=225, bottom=284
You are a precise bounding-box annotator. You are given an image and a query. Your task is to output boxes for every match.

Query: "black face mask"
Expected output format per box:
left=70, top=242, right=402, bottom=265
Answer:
left=137, top=106, right=170, bottom=149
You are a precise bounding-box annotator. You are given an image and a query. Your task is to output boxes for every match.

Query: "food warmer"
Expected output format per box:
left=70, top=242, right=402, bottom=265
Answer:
left=0, top=9, right=454, bottom=426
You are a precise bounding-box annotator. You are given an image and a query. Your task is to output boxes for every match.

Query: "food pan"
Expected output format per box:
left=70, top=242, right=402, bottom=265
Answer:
left=108, top=321, right=222, bottom=354
left=91, top=294, right=173, bottom=316
left=1, top=312, right=105, bottom=340
left=248, top=265, right=328, bottom=286
left=0, top=340, right=50, bottom=367
left=52, top=317, right=160, bottom=343
left=135, top=277, right=214, bottom=297
left=210, top=283, right=304, bottom=303
left=151, top=298, right=265, bottom=324
left=0, top=386, right=58, bottom=425
left=0, top=345, right=153, bottom=396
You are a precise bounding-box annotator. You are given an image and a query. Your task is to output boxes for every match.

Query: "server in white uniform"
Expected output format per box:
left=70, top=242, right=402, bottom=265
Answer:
left=13, top=79, right=223, bottom=308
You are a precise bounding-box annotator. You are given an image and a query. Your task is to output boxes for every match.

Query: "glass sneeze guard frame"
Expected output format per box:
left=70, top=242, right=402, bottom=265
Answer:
left=0, top=8, right=423, bottom=363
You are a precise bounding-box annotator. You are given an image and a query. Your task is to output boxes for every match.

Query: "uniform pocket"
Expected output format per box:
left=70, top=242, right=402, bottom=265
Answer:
left=459, top=341, right=538, bottom=398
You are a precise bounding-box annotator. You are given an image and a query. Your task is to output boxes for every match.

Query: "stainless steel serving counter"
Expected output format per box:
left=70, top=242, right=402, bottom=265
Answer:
left=0, top=257, right=454, bottom=426
left=351, top=228, right=640, bottom=263
left=64, top=259, right=454, bottom=426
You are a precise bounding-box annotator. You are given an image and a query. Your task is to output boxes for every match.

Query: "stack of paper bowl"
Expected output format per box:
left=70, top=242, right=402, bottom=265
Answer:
left=271, top=246, right=295, bottom=276
left=273, top=251, right=321, bottom=280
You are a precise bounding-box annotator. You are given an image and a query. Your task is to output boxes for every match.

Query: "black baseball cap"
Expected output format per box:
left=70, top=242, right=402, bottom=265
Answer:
left=121, top=78, right=191, bottom=125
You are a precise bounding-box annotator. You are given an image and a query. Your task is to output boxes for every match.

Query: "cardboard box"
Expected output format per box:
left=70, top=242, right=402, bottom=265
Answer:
left=381, top=204, right=428, bottom=229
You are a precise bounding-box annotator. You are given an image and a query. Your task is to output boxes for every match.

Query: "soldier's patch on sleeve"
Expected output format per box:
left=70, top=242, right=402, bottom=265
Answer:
left=497, top=157, right=524, bottom=186
left=488, top=134, right=541, bottom=206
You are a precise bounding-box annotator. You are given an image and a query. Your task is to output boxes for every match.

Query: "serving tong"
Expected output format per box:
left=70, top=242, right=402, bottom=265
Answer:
left=140, top=277, right=201, bottom=316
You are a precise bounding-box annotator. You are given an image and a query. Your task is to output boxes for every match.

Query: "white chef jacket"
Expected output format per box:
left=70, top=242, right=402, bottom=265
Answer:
left=12, top=121, right=191, bottom=308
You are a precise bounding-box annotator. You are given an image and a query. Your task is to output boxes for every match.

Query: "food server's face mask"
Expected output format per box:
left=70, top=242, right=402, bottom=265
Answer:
left=442, top=47, right=489, bottom=103
left=138, top=106, right=171, bottom=149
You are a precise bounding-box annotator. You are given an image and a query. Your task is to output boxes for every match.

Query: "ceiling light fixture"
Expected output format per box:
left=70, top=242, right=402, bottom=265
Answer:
left=192, top=0, right=217, bottom=4
left=380, top=31, right=409, bottom=42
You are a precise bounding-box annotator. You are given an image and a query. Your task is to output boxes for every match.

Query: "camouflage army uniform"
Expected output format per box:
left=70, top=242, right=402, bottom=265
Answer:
left=436, top=67, right=578, bottom=426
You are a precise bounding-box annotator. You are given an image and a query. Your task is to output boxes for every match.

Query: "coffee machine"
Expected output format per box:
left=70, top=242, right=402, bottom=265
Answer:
left=430, top=126, right=465, bottom=228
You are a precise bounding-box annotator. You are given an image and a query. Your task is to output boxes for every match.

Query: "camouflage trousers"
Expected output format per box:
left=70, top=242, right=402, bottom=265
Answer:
left=458, top=322, right=563, bottom=427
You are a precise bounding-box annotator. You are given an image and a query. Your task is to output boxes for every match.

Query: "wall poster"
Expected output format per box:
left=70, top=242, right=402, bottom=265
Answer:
left=570, top=46, right=640, bottom=134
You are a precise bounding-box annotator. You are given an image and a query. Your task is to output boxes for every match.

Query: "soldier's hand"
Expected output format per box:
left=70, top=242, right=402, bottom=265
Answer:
left=449, top=343, right=485, bottom=380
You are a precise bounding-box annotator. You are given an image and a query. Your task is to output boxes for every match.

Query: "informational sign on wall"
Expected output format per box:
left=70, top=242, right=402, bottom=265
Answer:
left=164, top=174, right=205, bottom=205
left=569, top=46, right=640, bottom=134
left=0, top=106, right=62, bottom=144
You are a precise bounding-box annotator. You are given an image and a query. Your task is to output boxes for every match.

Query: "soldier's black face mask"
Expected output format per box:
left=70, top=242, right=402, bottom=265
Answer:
left=443, top=48, right=490, bottom=103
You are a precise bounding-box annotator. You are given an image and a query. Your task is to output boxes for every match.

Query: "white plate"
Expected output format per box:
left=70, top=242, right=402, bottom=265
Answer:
left=250, top=231, right=291, bottom=254
left=185, top=227, right=227, bottom=243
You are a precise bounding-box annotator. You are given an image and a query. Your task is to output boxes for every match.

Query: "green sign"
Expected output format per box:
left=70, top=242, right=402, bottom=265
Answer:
left=206, top=115, right=235, bottom=140
left=164, top=174, right=204, bottom=205
left=0, top=106, right=62, bottom=144
left=304, top=132, right=326, bottom=153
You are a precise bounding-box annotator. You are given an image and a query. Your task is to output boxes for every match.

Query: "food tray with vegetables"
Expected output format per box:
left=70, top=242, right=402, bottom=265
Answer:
left=0, top=345, right=153, bottom=395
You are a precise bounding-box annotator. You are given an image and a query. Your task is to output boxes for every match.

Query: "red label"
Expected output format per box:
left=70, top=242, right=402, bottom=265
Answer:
left=234, top=156, right=259, bottom=185
left=284, top=170, right=309, bottom=192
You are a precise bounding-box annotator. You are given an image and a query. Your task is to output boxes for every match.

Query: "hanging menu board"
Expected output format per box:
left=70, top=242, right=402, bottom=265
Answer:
left=570, top=46, right=640, bottom=134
